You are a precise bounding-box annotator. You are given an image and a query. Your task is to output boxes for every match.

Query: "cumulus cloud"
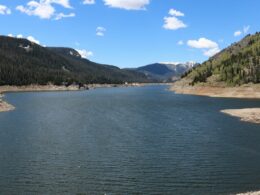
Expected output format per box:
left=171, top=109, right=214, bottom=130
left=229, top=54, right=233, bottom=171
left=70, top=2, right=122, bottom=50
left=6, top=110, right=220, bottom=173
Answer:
left=187, top=38, right=220, bottom=57
left=163, top=16, right=187, bottom=30
left=203, top=47, right=220, bottom=57
left=16, top=0, right=74, bottom=20
left=103, top=0, right=150, bottom=10
left=83, top=0, right=95, bottom=4
left=163, top=8, right=187, bottom=30
left=169, top=9, right=184, bottom=17
left=0, top=4, right=11, bottom=15
left=96, top=26, right=106, bottom=36
left=76, top=49, right=93, bottom=59
left=16, top=2, right=54, bottom=19
left=187, top=38, right=218, bottom=49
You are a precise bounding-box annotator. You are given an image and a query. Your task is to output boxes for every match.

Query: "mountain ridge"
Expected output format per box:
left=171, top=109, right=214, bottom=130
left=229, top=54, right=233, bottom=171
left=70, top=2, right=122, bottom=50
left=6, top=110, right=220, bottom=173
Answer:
left=0, top=36, right=150, bottom=86
left=135, top=62, right=198, bottom=82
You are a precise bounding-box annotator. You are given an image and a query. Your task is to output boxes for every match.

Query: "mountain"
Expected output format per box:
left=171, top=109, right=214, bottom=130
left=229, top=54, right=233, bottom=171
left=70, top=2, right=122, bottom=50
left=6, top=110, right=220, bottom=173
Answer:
left=180, top=32, right=260, bottom=86
left=136, top=62, right=197, bottom=82
left=0, top=36, right=149, bottom=86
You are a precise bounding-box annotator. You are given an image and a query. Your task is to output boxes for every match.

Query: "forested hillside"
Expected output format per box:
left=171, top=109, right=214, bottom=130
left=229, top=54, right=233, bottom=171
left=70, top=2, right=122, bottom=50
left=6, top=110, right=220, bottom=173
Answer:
left=0, top=36, right=149, bottom=86
left=182, top=32, right=260, bottom=86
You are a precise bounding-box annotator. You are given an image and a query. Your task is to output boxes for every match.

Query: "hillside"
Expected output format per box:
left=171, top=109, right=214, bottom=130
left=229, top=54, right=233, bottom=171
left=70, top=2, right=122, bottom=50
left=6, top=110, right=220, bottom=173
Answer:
left=136, top=62, right=197, bottom=82
left=180, top=32, right=260, bottom=86
left=0, top=36, right=149, bottom=86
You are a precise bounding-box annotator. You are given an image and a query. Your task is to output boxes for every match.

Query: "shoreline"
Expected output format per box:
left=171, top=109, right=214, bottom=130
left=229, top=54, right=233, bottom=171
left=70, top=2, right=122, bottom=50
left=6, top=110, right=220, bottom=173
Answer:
left=221, top=108, right=260, bottom=124
left=0, top=95, right=15, bottom=112
left=170, top=82, right=260, bottom=124
left=2, top=83, right=260, bottom=124
left=0, top=84, right=81, bottom=112
left=0, top=83, right=155, bottom=112
left=237, top=190, right=260, bottom=195
left=170, top=83, right=260, bottom=99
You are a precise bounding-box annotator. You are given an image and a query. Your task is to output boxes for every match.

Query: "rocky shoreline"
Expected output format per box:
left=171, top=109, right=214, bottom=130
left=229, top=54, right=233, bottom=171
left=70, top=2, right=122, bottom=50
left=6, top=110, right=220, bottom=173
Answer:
left=0, top=85, right=80, bottom=112
left=237, top=190, right=260, bottom=195
left=2, top=83, right=260, bottom=124
left=170, top=83, right=260, bottom=99
left=0, top=94, right=15, bottom=112
left=170, top=82, right=260, bottom=124
left=0, top=83, right=146, bottom=112
left=221, top=108, right=260, bottom=124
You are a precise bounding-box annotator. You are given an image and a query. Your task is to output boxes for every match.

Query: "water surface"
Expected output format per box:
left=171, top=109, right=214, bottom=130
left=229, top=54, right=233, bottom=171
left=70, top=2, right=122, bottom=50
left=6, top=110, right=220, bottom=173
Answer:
left=1, top=85, right=260, bottom=194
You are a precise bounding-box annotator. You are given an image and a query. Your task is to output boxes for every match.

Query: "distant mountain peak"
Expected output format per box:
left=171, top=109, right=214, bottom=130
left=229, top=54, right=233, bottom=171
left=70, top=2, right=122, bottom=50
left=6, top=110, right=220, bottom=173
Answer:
left=159, top=62, right=181, bottom=65
left=136, top=61, right=198, bottom=82
left=159, top=61, right=197, bottom=66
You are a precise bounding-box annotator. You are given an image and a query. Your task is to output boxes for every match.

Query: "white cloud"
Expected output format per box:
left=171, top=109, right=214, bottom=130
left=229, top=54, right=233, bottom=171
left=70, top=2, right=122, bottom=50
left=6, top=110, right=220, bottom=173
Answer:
left=203, top=47, right=220, bottom=57
left=163, top=8, right=187, bottom=30
left=243, top=25, right=250, bottom=34
left=16, top=2, right=55, bottom=19
left=16, top=0, right=74, bottom=20
left=163, top=16, right=187, bottom=30
left=16, top=1, right=53, bottom=19
left=234, top=31, right=242, bottom=37
left=76, top=49, right=93, bottom=59
left=177, top=40, right=184, bottom=45
left=96, top=32, right=104, bottom=36
left=55, top=12, right=75, bottom=20
left=8, top=34, right=14, bottom=37
left=83, top=0, right=95, bottom=4
left=103, top=0, right=150, bottom=10
left=0, top=4, right=11, bottom=15
left=97, top=26, right=106, bottom=31
left=187, top=38, right=218, bottom=49
left=96, top=26, right=106, bottom=36
left=169, top=9, right=184, bottom=17
left=187, top=38, right=220, bottom=57
left=27, top=36, right=40, bottom=44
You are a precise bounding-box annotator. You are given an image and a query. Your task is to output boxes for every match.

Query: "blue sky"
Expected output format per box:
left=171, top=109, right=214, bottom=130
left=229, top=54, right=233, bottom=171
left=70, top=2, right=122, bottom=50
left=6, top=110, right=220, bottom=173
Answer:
left=0, top=0, right=259, bottom=68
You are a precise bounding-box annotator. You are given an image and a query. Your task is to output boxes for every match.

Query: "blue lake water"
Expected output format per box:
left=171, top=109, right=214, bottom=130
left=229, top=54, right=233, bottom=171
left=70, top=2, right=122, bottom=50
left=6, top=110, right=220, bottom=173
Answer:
left=0, top=85, right=260, bottom=194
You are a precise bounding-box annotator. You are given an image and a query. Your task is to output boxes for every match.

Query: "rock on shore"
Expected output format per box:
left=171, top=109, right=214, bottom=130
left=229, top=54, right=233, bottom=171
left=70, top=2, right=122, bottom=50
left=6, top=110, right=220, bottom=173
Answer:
left=237, top=191, right=260, bottom=195
left=221, top=108, right=260, bottom=124
left=0, top=99, right=15, bottom=112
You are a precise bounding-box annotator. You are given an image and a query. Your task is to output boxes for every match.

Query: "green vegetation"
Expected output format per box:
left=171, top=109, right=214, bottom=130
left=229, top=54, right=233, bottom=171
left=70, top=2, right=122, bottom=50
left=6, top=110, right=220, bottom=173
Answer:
left=182, top=32, right=260, bottom=86
left=0, top=36, right=149, bottom=86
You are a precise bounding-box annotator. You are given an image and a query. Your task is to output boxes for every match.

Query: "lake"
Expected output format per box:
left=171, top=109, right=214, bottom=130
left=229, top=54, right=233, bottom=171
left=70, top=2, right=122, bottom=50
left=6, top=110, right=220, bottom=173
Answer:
left=0, top=85, right=260, bottom=194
